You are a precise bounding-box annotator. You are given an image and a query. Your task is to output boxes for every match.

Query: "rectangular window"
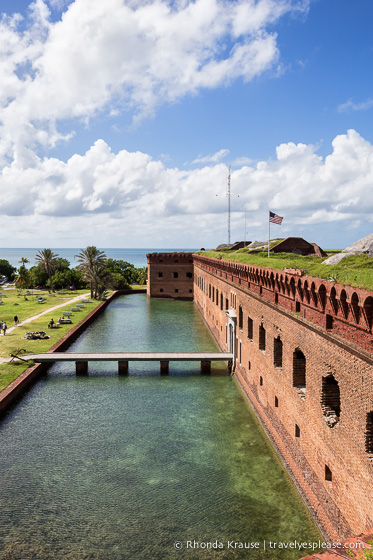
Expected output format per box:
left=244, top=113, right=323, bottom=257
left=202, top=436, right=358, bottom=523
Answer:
left=247, top=317, right=253, bottom=340
left=259, top=325, right=266, bottom=351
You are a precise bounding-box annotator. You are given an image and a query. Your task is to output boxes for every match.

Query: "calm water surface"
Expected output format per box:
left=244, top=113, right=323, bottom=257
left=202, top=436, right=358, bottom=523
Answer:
left=0, top=295, right=321, bottom=559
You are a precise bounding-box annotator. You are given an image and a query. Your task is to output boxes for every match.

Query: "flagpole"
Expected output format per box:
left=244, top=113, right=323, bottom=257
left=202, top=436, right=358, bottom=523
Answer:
left=268, top=211, right=270, bottom=258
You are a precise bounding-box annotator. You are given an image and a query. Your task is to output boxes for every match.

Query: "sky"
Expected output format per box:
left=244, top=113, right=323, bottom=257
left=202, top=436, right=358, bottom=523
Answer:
left=0, top=0, right=372, bottom=249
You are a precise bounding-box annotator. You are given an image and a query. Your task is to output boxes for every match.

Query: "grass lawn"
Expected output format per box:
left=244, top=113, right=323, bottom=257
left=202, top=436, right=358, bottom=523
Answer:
left=196, top=251, right=373, bottom=291
left=0, top=287, right=103, bottom=392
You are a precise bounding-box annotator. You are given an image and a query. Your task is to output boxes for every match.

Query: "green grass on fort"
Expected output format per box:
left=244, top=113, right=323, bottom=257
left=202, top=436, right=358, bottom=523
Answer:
left=0, top=288, right=102, bottom=392
left=196, top=250, right=373, bottom=291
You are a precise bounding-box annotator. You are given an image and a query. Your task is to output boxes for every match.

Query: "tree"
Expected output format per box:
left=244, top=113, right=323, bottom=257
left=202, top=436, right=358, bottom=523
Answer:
left=52, top=268, right=85, bottom=290
left=137, top=267, right=148, bottom=285
left=14, top=265, right=30, bottom=291
left=0, top=259, right=16, bottom=280
left=35, top=249, right=59, bottom=292
left=75, top=246, right=107, bottom=299
left=105, top=259, right=139, bottom=284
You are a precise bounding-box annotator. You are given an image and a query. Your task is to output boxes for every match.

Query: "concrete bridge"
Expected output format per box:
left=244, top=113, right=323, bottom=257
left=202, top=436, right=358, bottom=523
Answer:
left=23, top=352, right=234, bottom=375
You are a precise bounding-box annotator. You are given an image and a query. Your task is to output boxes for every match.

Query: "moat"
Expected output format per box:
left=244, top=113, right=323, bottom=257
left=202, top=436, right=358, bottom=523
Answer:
left=0, top=294, right=322, bottom=559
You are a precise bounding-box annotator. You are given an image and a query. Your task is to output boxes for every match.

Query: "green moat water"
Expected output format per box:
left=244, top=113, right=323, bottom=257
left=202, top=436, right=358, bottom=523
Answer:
left=0, top=295, right=322, bottom=559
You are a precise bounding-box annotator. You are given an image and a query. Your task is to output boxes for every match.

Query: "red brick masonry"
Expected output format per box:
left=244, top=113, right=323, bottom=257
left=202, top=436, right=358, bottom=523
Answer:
left=192, top=254, right=372, bottom=542
left=194, top=254, right=372, bottom=353
left=299, top=529, right=372, bottom=559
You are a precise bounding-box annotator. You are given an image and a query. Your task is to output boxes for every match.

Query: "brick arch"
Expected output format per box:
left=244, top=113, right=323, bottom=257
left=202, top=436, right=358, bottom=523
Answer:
left=289, top=277, right=296, bottom=299
left=339, top=289, right=349, bottom=318
left=297, top=278, right=304, bottom=301
left=318, top=284, right=327, bottom=310
left=363, top=296, right=373, bottom=330
left=303, top=280, right=310, bottom=304
left=311, top=282, right=318, bottom=307
left=351, top=292, right=360, bottom=324
left=329, top=286, right=338, bottom=314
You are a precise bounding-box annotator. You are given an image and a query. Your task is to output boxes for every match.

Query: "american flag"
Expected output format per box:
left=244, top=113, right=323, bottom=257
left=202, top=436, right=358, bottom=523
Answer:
left=269, top=211, right=283, bottom=225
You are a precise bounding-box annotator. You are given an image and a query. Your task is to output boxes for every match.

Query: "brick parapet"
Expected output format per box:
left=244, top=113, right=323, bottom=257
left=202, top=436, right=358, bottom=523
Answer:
left=193, top=255, right=373, bottom=355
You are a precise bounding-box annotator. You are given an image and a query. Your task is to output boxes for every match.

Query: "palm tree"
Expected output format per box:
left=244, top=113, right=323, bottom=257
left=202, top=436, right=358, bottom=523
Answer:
left=75, top=247, right=107, bottom=299
left=14, top=265, right=30, bottom=291
left=137, top=267, right=148, bottom=285
left=35, top=249, right=59, bottom=292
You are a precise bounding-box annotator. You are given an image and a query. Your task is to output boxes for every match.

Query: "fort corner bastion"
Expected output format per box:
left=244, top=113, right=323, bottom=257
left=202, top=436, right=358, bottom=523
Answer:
left=146, top=251, right=373, bottom=543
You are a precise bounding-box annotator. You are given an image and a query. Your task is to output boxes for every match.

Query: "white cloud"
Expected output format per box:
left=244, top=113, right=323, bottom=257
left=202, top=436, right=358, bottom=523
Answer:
left=192, top=149, right=230, bottom=164
left=0, top=129, right=372, bottom=247
left=338, top=98, right=373, bottom=113
left=0, top=0, right=309, bottom=163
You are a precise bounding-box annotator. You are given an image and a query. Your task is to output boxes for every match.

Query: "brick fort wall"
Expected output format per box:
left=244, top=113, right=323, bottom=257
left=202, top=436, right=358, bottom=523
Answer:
left=192, top=254, right=373, bottom=542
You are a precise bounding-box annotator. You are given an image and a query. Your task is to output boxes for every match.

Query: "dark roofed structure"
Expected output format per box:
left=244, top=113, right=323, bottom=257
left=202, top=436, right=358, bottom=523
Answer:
left=271, top=237, right=327, bottom=256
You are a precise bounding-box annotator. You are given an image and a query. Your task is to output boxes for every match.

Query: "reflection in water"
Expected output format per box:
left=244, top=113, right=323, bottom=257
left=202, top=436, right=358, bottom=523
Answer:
left=0, top=295, right=321, bottom=559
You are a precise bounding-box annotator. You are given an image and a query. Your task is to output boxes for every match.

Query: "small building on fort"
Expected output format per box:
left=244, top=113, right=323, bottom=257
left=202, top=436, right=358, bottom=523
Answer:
left=146, top=252, right=194, bottom=299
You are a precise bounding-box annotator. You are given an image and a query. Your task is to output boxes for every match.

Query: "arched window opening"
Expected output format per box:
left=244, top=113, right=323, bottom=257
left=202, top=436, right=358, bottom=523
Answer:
left=290, top=278, right=296, bottom=299
left=351, top=292, right=360, bottom=324
left=297, top=279, right=304, bottom=301
left=303, top=281, right=310, bottom=304
left=330, top=287, right=338, bottom=314
left=295, top=424, right=300, bottom=438
left=216, top=289, right=219, bottom=306
left=273, top=337, right=283, bottom=369
left=319, top=284, right=326, bottom=310
left=340, top=289, right=348, bottom=318
left=311, top=283, right=318, bottom=307
left=220, top=293, right=223, bottom=310
left=293, top=349, right=306, bottom=398
left=363, top=297, right=373, bottom=331
left=365, top=411, right=373, bottom=458
left=259, top=324, right=266, bottom=352
left=321, top=374, right=341, bottom=428
left=285, top=279, right=290, bottom=296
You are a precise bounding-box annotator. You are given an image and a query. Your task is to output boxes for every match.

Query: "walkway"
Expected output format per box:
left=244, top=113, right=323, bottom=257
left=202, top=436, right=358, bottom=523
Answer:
left=22, top=351, right=234, bottom=375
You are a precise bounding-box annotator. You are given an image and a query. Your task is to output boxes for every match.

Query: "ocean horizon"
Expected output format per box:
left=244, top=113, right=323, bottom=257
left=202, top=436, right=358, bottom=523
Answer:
left=0, top=248, right=199, bottom=269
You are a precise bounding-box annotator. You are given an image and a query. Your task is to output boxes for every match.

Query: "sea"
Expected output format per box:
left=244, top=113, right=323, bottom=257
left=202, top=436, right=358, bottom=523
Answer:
left=0, top=248, right=198, bottom=270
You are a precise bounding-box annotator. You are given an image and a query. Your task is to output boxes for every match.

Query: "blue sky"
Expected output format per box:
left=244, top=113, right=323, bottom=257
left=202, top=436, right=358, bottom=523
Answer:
left=0, top=0, right=372, bottom=249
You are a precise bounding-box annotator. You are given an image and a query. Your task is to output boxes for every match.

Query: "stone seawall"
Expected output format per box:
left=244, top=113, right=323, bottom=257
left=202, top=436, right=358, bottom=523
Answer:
left=193, top=261, right=373, bottom=542
left=0, top=289, right=146, bottom=416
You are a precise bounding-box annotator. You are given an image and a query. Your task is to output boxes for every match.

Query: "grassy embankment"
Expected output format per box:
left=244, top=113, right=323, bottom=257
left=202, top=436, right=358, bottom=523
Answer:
left=196, top=250, right=373, bottom=291
left=0, top=287, right=102, bottom=392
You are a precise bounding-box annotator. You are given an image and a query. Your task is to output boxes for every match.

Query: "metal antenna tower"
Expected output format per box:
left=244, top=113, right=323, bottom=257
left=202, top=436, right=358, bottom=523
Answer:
left=227, top=166, right=231, bottom=244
